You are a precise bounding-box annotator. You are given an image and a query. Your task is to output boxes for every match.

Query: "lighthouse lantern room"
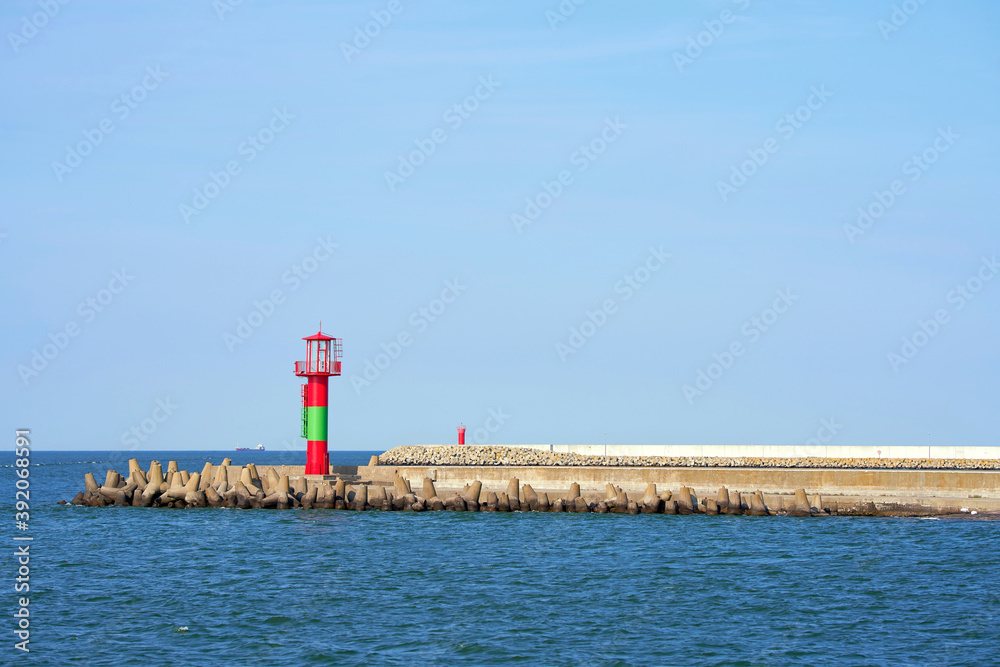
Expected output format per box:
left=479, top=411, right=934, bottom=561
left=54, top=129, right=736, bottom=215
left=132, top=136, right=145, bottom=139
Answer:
left=295, top=328, right=342, bottom=475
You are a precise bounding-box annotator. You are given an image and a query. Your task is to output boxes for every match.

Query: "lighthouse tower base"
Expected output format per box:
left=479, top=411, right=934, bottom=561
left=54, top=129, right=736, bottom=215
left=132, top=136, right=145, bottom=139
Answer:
left=306, top=441, right=328, bottom=475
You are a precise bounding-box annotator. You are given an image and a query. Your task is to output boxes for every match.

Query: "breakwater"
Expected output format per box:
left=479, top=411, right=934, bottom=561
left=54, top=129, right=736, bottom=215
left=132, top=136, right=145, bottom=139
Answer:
left=65, top=456, right=997, bottom=517
left=380, top=445, right=1000, bottom=469
left=66, top=456, right=830, bottom=515
left=67, top=458, right=359, bottom=510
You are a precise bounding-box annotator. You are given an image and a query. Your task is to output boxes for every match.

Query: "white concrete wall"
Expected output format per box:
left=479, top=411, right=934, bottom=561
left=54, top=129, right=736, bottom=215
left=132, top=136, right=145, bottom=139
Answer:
left=415, top=444, right=1000, bottom=460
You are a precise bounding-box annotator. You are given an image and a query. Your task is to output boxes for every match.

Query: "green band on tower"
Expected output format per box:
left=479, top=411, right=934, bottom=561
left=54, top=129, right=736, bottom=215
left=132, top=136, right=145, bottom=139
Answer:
left=306, top=406, right=327, bottom=442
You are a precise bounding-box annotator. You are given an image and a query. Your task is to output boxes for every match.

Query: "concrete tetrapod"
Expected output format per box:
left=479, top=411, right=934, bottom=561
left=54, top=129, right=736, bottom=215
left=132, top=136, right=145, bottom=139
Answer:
left=537, top=492, right=550, bottom=512
left=390, top=488, right=406, bottom=511
left=522, top=485, right=539, bottom=511
left=148, top=462, right=164, bottom=489
left=675, top=487, right=695, bottom=514
left=184, top=489, right=207, bottom=507
left=787, top=489, right=814, bottom=517
left=184, top=472, right=201, bottom=493
left=484, top=491, right=499, bottom=512
left=131, top=469, right=148, bottom=489
left=205, top=485, right=224, bottom=507
left=266, top=468, right=281, bottom=493
left=161, top=473, right=192, bottom=502
left=566, top=483, right=581, bottom=502
left=641, top=483, right=657, bottom=504
left=139, top=476, right=161, bottom=507
left=605, top=484, right=618, bottom=503
left=811, top=493, right=825, bottom=514
left=716, top=487, right=730, bottom=513
left=261, top=489, right=284, bottom=508
left=749, top=493, right=769, bottom=516
left=506, top=478, right=521, bottom=511
left=614, top=491, right=629, bottom=514
left=199, top=463, right=213, bottom=490
left=726, top=491, right=743, bottom=515
left=463, top=481, right=482, bottom=504
left=641, top=484, right=662, bottom=513
left=114, top=483, right=137, bottom=505
left=314, top=485, right=330, bottom=509
left=240, top=467, right=255, bottom=492
left=642, top=495, right=664, bottom=514
left=353, top=485, right=368, bottom=511
left=234, top=482, right=252, bottom=509
left=276, top=475, right=291, bottom=509
left=174, top=473, right=203, bottom=506
left=393, top=476, right=410, bottom=498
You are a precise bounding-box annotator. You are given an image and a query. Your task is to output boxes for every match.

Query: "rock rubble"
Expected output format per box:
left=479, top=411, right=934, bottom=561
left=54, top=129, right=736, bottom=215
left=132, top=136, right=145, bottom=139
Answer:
left=377, top=445, right=1000, bottom=470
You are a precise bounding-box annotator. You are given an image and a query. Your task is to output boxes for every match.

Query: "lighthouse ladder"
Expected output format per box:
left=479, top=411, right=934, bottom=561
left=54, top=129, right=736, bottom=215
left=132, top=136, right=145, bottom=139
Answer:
left=300, top=384, right=308, bottom=438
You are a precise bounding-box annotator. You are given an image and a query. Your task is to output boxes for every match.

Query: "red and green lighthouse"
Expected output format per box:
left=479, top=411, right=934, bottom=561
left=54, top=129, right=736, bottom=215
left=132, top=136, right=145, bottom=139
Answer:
left=295, top=328, right=342, bottom=475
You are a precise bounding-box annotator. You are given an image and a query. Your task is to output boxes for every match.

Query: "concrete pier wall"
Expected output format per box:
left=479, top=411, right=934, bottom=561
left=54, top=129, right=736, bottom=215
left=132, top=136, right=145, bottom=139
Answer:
left=412, top=444, right=1000, bottom=460
left=216, top=464, right=356, bottom=483
left=70, top=457, right=1000, bottom=515
left=361, top=464, right=1000, bottom=499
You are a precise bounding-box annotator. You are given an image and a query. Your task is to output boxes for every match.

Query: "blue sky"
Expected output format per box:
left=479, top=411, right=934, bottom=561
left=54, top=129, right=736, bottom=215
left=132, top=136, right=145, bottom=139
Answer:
left=3, top=0, right=999, bottom=452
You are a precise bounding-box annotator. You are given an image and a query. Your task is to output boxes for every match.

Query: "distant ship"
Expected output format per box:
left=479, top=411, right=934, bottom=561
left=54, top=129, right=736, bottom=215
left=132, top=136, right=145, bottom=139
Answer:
left=235, top=444, right=265, bottom=451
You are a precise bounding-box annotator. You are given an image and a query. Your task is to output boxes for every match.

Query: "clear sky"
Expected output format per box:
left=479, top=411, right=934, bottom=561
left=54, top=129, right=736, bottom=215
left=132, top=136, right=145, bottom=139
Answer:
left=3, top=0, right=998, bottom=452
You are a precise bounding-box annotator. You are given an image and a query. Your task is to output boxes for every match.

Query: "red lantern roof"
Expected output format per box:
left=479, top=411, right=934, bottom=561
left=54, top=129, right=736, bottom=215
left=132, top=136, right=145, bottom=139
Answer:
left=303, top=330, right=334, bottom=341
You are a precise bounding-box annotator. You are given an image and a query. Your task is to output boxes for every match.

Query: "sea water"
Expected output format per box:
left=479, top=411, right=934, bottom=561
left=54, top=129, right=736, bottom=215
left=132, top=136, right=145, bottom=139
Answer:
left=3, top=451, right=999, bottom=666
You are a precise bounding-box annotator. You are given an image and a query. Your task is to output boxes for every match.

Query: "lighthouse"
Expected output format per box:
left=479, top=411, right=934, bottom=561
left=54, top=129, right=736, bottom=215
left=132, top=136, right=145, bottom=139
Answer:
left=294, top=328, right=342, bottom=475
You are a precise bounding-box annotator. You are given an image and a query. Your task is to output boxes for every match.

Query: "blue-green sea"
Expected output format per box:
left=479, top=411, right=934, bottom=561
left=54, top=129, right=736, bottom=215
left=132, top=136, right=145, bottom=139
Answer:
left=3, top=451, right=999, bottom=666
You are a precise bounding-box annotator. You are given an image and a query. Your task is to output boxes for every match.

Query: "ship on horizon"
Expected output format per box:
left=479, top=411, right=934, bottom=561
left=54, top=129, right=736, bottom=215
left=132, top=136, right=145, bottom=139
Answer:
left=235, top=443, right=265, bottom=451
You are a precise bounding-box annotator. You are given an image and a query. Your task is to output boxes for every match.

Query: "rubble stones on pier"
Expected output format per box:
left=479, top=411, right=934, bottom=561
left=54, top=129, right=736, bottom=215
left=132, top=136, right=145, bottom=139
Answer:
left=378, top=445, right=1000, bottom=470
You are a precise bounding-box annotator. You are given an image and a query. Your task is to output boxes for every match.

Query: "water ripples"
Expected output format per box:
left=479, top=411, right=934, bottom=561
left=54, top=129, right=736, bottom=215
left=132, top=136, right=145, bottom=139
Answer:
left=5, top=452, right=1000, bottom=665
